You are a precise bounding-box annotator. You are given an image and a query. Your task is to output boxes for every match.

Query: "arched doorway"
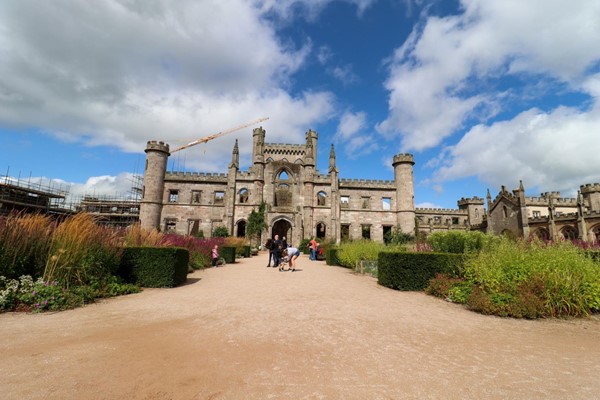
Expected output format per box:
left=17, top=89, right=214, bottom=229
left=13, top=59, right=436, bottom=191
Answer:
left=237, top=220, right=247, bottom=238
left=316, top=222, right=326, bottom=240
left=272, top=219, right=292, bottom=241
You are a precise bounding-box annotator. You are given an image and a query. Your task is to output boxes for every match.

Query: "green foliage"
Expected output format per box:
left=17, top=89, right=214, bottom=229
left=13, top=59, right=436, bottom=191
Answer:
left=336, top=240, right=400, bottom=268
left=378, top=252, right=466, bottom=291
left=299, top=238, right=311, bottom=254
left=384, top=226, right=415, bottom=245
left=325, top=247, right=340, bottom=266
left=212, top=226, right=230, bottom=238
left=220, top=246, right=237, bottom=264
left=246, top=202, right=267, bottom=244
left=428, top=230, right=497, bottom=254
left=240, top=245, right=251, bottom=258
left=118, top=247, right=189, bottom=288
left=194, top=230, right=205, bottom=238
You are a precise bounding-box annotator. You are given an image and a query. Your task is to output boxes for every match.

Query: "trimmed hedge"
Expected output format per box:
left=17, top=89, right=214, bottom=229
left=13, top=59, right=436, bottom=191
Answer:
left=325, top=247, right=340, bottom=266
left=241, top=245, right=251, bottom=258
left=378, top=251, right=466, bottom=291
left=118, top=247, right=189, bottom=288
left=221, top=246, right=236, bottom=263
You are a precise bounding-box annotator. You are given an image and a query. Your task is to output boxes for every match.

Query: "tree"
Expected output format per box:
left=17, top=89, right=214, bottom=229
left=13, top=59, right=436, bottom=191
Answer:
left=246, top=202, right=268, bottom=246
left=212, top=226, right=229, bottom=238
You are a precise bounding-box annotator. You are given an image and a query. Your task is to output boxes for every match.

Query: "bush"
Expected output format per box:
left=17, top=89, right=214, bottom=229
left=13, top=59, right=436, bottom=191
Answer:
left=337, top=240, right=399, bottom=268
left=462, top=237, right=600, bottom=317
left=212, top=226, right=229, bottom=237
left=325, top=247, right=340, bottom=266
left=118, top=247, right=189, bottom=288
left=240, top=245, right=251, bottom=257
left=428, top=231, right=497, bottom=254
left=378, top=252, right=466, bottom=291
left=384, top=226, right=414, bottom=245
left=220, top=246, right=236, bottom=264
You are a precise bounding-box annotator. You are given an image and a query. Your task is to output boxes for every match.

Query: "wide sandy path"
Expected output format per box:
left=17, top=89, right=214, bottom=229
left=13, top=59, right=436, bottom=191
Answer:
left=1, top=252, right=599, bottom=399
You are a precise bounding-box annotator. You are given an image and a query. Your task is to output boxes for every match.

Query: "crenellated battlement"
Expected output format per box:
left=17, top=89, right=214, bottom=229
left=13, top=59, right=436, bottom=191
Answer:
left=525, top=196, right=577, bottom=206
left=165, top=171, right=228, bottom=182
left=457, top=196, right=484, bottom=206
left=392, top=153, right=414, bottom=166
left=339, top=178, right=395, bottom=189
left=264, top=143, right=307, bottom=156
left=416, top=208, right=467, bottom=215
left=540, top=191, right=561, bottom=198
left=580, top=183, right=600, bottom=193
left=145, top=140, right=170, bottom=154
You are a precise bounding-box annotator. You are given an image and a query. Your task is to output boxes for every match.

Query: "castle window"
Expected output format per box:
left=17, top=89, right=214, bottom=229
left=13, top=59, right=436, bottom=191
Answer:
left=278, top=171, right=289, bottom=180
left=239, top=188, right=249, bottom=204
left=266, top=157, right=274, bottom=163
left=340, top=196, right=350, bottom=208
left=434, top=216, right=442, bottom=224
left=382, top=197, right=391, bottom=210
left=191, top=190, right=201, bottom=204
left=361, top=224, right=371, bottom=240
left=214, top=191, right=225, bottom=205
left=361, top=196, right=370, bottom=209
left=452, top=217, right=459, bottom=225
left=341, top=224, right=350, bottom=241
left=165, top=219, right=176, bottom=232
left=532, top=210, right=541, bottom=218
left=383, top=225, right=392, bottom=244
left=188, top=219, right=200, bottom=235
left=555, top=211, right=562, bottom=217
left=317, top=191, right=327, bottom=206
left=503, top=205, right=508, bottom=218
left=168, top=190, right=179, bottom=203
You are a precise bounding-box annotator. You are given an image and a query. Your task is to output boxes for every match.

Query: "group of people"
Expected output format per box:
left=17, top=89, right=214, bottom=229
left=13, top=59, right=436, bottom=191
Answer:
left=265, top=234, right=301, bottom=272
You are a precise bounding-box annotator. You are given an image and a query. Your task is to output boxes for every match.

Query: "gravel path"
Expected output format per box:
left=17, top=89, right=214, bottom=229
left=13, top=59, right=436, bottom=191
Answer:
left=1, top=252, right=599, bottom=399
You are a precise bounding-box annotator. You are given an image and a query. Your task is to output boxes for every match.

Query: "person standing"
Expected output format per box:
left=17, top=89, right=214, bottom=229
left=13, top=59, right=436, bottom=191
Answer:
left=211, top=244, right=219, bottom=267
left=265, top=238, right=274, bottom=267
left=309, top=238, right=318, bottom=261
left=272, top=234, right=282, bottom=268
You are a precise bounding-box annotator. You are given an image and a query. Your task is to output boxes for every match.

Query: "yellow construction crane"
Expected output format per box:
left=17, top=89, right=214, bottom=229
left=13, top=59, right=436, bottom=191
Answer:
left=170, top=117, right=269, bottom=153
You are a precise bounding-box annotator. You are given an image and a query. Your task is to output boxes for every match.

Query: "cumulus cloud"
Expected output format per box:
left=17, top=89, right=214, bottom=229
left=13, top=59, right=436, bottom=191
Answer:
left=330, top=64, right=359, bottom=85
left=257, top=0, right=377, bottom=21
left=335, top=110, right=379, bottom=157
left=0, top=0, right=336, bottom=174
left=377, top=0, right=600, bottom=151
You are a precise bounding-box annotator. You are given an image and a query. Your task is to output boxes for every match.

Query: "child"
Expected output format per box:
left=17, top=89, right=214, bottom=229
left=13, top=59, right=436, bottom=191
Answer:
left=211, top=244, right=219, bottom=267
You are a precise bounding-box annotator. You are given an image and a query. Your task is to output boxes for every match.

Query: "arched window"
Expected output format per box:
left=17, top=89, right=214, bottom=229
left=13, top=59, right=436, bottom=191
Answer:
left=317, top=191, right=326, bottom=206
left=592, top=225, right=600, bottom=243
left=316, top=222, right=326, bottom=239
left=534, top=228, right=550, bottom=241
left=278, top=171, right=289, bottom=180
left=274, top=170, right=292, bottom=207
left=266, top=157, right=274, bottom=163
left=561, top=226, right=578, bottom=241
left=238, top=188, right=249, bottom=204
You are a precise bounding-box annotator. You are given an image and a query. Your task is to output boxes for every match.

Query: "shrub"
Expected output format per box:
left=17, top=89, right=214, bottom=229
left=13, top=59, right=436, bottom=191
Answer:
left=337, top=240, right=399, bottom=268
left=118, top=247, right=189, bottom=288
left=121, top=223, right=164, bottom=247
left=220, top=246, right=236, bottom=264
left=0, top=213, right=54, bottom=279
left=224, top=236, right=249, bottom=256
left=378, top=252, right=466, bottom=291
left=325, top=247, right=340, bottom=266
left=212, top=226, right=229, bottom=237
left=428, top=231, right=497, bottom=254
left=160, top=234, right=225, bottom=269
left=384, top=226, right=414, bottom=245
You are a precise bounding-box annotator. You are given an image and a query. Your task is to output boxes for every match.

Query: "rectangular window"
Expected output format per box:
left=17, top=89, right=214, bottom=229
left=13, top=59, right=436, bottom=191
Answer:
left=383, top=225, right=392, bottom=244
left=188, top=219, right=200, bottom=235
left=452, top=217, right=459, bottom=225
left=341, top=224, right=350, bottom=241
left=361, top=196, right=370, bottom=209
left=382, top=197, right=391, bottom=210
left=214, top=191, right=225, bottom=205
left=340, top=196, right=350, bottom=208
left=434, top=216, right=442, bottom=224
left=532, top=211, right=541, bottom=218
left=361, top=224, right=371, bottom=240
left=165, top=219, right=176, bottom=232
left=168, top=190, right=179, bottom=203
left=191, top=190, right=202, bottom=204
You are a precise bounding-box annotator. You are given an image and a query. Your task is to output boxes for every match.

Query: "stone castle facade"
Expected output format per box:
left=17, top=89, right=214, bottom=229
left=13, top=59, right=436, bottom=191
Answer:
left=139, top=128, right=600, bottom=244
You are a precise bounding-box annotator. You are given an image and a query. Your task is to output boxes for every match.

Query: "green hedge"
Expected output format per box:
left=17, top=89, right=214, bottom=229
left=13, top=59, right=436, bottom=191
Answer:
left=241, top=245, right=251, bottom=257
left=378, top=252, right=466, bottom=291
left=221, top=246, right=236, bottom=263
left=118, top=247, right=189, bottom=288
left=325, top=247, right=340, bottom=266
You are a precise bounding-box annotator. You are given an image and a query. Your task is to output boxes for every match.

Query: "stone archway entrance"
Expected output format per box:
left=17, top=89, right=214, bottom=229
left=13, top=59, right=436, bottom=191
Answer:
left=272, top=219, right=292, bottom=240
left=237, top=220, right=246, bottom=238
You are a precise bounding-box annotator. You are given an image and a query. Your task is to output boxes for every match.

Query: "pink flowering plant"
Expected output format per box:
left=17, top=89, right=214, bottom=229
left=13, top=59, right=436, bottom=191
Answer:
left=160, top=234, right=225, bottom=269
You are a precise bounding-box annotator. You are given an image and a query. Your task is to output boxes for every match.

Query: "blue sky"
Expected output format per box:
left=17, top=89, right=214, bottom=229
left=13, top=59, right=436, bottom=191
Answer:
left=1, top=0, right=600, bottom=208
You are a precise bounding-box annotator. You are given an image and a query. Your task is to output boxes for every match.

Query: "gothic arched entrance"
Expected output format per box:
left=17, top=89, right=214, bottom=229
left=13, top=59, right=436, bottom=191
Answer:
left=272, top=219, right=292, bottom=241
left=236, top=220, right=247, bottom=238
left=316, top=222, right=326, bottom=240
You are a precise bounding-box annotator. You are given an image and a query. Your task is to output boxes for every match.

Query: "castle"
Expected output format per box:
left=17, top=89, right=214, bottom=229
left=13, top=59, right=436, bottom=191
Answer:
left=139, top=128, right=600, bottom=244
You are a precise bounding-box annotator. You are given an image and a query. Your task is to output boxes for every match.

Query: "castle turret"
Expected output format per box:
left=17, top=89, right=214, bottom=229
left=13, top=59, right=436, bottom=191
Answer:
left=517, top=180, right=530, bottom=238
left=392, top=153, right=415, bottom=234
left=252, top=127, right=265, bottom=203
left=329, top=144, right=340, bottom=242
left=577, top=190, right=589, bottom=241
left=226, top=140, right=239, bottom=234
left=306, top=129, right=318, bottom=163
left=457, top=196, right=485, bottom=226
left=140, top=141, right=170, bottom=231
left=580, top=183, right=600, bottom=212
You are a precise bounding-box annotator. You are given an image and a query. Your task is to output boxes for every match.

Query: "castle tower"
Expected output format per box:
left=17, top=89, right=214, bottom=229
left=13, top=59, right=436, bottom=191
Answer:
left=302, top=132, right=316, bottom=238
left=580, top=183, right=600, bottom=212
left=457, top=196, right=485, bottom=226
left=140, top=141, right=170, bottom=231
left=252, top=127, right=266, bottom=203
left=393, top=153, right=416, bottom=234
left=226, top=139, right=240, bottom=234
left=516, top=180, right=530, bottom=238
left=305, top=129, right=318, bottom=163
left=329, top=144, right=340, bottom=242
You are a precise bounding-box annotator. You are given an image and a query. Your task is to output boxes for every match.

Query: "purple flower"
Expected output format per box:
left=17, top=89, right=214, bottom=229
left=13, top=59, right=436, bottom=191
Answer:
left=32, top=290, right=36, bottom=296
left=35, top=303, right=40, bottom=307
left=44, top=300, right=48, bottom=305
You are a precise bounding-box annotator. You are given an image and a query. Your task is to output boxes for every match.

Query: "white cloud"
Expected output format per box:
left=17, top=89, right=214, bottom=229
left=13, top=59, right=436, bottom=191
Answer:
left=433, top=103, right=600, bottom=193
left=377, top=0, right=600, bottom=151
left=335, top=110, right=379, bottom=158
left=415, top=202, right=444, bottom=209
left=0, top=0, right=335, bottom=171
left=330, top=64, right=359, bottom=85
left=257, top=0, right=377, bottom=21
